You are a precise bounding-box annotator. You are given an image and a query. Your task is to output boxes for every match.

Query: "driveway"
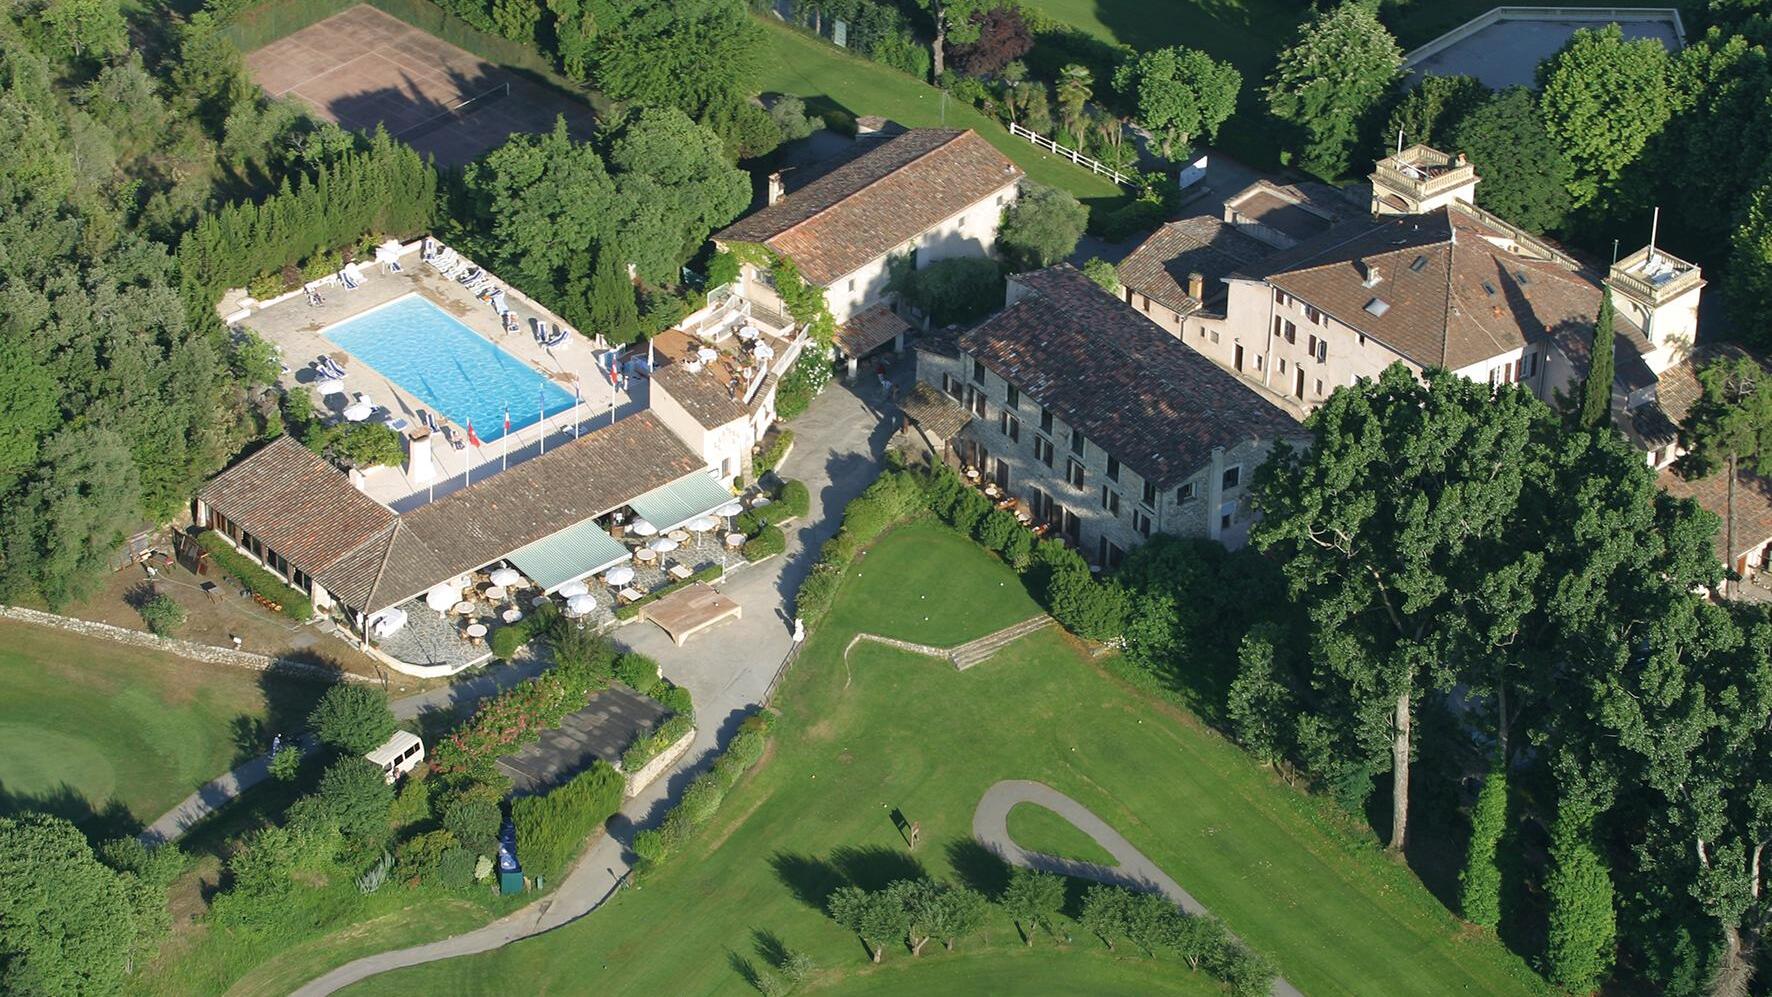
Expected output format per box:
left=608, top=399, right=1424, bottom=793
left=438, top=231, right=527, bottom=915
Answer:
left=292, top=364, right=898, bottom=995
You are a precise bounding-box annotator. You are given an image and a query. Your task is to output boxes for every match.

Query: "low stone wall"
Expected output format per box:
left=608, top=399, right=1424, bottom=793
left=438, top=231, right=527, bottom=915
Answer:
left=0, top=604, right=365, bottom=684
left=623, top=726, right=696, bottom=799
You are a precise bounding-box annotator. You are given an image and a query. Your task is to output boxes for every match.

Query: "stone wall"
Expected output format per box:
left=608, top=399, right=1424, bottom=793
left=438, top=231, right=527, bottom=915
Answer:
left=0, top=604, right=365, bottom=684
left=623, top=726, right=696, bottom=799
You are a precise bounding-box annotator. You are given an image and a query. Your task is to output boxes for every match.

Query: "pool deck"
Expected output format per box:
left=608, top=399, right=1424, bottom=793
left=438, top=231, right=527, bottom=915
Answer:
left=240, top=250, right=641, bottom=513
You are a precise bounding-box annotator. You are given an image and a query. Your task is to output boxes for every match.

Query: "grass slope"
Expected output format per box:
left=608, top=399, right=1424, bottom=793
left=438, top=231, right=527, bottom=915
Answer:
left=755, top=17, right=1125, bottom=212
left=0, top=620, right=324, bottom=831
left=340, top=522, right=1542, bottom=997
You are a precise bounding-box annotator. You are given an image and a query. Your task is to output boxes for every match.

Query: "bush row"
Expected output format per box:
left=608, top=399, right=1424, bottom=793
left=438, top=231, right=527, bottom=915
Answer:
left=631, top=717, right=768, bottom=871
left=753, top=429, right=793, bottom=478
left=196, top=530, right=315, bottom=620
left=489, top=600, right=561, bottom=660
left=742, top=524, right=785, bottom=562
left=620, top=713, right=695, bottom=771
left=613, top=564, right=723, bottom=621
left=510, top=762, right=626, bottom=882
left=792, top=468, right=928, bottom=627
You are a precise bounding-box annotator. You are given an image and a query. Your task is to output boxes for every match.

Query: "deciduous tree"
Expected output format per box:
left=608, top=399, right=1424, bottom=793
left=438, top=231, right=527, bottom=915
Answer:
left=0, top=813, right=136, bottom=993
left=1112, top=46, right=1241, bottom=159
left=1679, top=353, right=1772, bottom=594
left=308, top=684, right=397, bottom=756
left=998, top=183, right=1088, bottom=271
left=908, top=0, right=992, bottom=79
left=1000, top=867, right=1063, bottom=945
left=1447, top=86, right=1573, bottom=233
left=1264, top=1, right=1402, bottom=178
left=1537, top=24, right=1672, bottom=206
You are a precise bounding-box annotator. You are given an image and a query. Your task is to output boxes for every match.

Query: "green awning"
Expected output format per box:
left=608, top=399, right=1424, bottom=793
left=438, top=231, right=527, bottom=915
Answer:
left=628, top=472, right=734, bottom=532
left=507, top=518, right=629, bottom=593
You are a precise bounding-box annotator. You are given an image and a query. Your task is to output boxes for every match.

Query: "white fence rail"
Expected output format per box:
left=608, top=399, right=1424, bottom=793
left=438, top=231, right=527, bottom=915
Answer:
left=1007, top=123, right=1135, bottom=188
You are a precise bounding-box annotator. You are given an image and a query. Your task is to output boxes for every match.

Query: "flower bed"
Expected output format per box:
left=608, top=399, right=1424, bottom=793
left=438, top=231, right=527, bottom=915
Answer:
left=197, top=530, right=315, bottom=621
left=613, top=564, right=724, bottom=622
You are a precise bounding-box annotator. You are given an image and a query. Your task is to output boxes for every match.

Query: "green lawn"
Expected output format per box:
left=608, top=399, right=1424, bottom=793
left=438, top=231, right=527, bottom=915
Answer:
left=1005, top=802, right=1117, bottom=866
left=825, top=521, right=1041, bottom=646
left=340, top=523, right=1544, bottom=997
left=755, top=17, right=1125, bottom=213
left=0, top=620, right=325, bottom=833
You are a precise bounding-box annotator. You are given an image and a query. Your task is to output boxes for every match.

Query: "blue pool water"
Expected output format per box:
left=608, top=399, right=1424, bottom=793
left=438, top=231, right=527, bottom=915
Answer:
left=325, top=295, right=575, bottom=442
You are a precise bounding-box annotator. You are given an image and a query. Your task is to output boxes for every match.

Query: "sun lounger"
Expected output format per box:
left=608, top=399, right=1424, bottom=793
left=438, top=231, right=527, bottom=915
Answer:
left=316, top=355, right=346, bottom=379
left=541, top=324, right=569, bottom=349
left=343, top=263, right=368, bottom=287
left=457, top=266, right=482, bottom=285
left=502, top=311, right=520, bottom=335
left=339, top=268, right=361, bottom=290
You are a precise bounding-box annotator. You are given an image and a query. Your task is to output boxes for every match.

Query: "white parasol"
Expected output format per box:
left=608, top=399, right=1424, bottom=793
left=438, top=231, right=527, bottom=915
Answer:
left=604, top=564, right=635, bottom=587
left=686, top=516, right=718, bottom=532
left=343, top=400, right=374, bottom=422
left=648, top=536, right=680, bottom=553
left=556, top=579, right=589, bottom=598
left=737, top=325, right=759, bottom=341
left=716, top=501, right=745, bottom=518
left=375, top=239, right=404, bottom=264
left=696, top=346, right=719, bottom=363
left=629, top=518, right=658, bottom=537
left=489, top=567, right=523, bottom=588
left=564, top=593, right=597, bottom=617
left=317, top=377, right=346, bottom=397
left=753, top=342, right=775, bottom=361
left=425, top=583, right=461, bottom=612
left=369, top=606, right=408, bottom=637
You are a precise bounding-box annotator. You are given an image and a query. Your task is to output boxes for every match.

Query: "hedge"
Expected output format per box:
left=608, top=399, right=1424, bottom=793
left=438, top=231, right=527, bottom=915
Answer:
left=632, top=718, right=769, bottom=872
left=742, top=524, right=785, bottom=562
left=775, top=480, right=810, bottom=520
left=620, top=713, right=694, bottom=771
left=490, top=603, right=558, bottom=660
left=511, top=762, right=625, bottom=882
left=197, top=530, right=315, bottom=621
left=791, top=469, right=926, bottom=627
left=754, top=430, right=794, bottom=477
left=614, top=564, right=724, bottom=621
left=613, top=652, right=662, bottom=697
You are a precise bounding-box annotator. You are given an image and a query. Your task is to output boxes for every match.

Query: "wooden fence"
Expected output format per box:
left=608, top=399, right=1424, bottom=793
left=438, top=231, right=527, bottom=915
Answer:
left=1006, top=123, right=1135, bottom=188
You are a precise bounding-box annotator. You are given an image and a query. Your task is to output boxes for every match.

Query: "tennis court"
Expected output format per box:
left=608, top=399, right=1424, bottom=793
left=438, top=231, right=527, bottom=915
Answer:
left=244, top=4, right=595, bottom=166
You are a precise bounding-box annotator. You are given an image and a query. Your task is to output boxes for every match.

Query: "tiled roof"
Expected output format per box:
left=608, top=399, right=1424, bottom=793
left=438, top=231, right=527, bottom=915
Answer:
left=713, top=129, right=1022, bottom=285
left=958, top=265, right=1300, bottom=488
left=1222, top=179, right=1355, bottom=244
left=204, top=413, right=706, bottom=614
left=1244, top=204, right=1609, bottom=371
left=652, top=360, right=750, bottom=429
left=835, top=304, right=912, bottom=357
left=1117, top=217, right=1273, bottom=317
left=199, top=437, right=396, bottom=574
left=900, top=381, right=973, bottom=441
left=1660, top=466, right=1772, bottom=564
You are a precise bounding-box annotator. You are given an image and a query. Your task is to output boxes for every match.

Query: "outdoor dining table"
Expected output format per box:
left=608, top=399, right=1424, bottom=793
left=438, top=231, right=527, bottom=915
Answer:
left=618, top=587, right=643, bottom=604
left=452, top=601, right=475, bottom=615
left=502, top=608, right=523, bottom=624
left=667, top=563, right=694, bottom=581
left=482, top=585, right=506, bottom=602
left=464, top=623, right=488, bottom=642
left=634, top=548, right=657, bottom=564
left=667, top=530, right=689, bottom=544
left=725, top=532, right=745, bottom=548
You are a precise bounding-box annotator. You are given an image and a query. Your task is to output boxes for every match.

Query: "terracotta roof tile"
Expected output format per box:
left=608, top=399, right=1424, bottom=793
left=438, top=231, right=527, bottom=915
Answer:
left=652, top=360, right=750, bottom=429
left=1660, top=466, right=1772, bottom=563
left=1117, top=217, right=1273, bottom=317
left=835, top=304, right=912, bottom=357
left=900, top=381, right=973, bottom=441
left=713, top=129, right=1022, bottom=285
left=957, top=265, right=1300, bottom=488
left=199, top=437, right=396, bottom=574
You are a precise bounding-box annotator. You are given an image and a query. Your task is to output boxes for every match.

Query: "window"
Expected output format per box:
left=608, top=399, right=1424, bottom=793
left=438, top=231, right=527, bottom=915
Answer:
left=941, top=372, right=961, bottom=399
left=1098, top=538, right=1126, bottom=570
left=1209, top=330, right=1220, bottom=344
left=965, top=385, right=986, bottom=418
left=1067, top=458, right=1087, bottom=490
left=972, top=358, right=986, bottom=384
left=1523, top=351, right=1539, bottom=378
left=1133, top=508, right=1153, bottom=538
left=1278, top=357, right=1287, bottom=374
left=1410, top=254, right=1429, bottom=272
left=1254, top=353, right=1265, bottom=372
left=1030, top=487, right=1054, bottom=524
left=1305, top=303, right=1323, bottom=324
left=1274, top=316, right=1296, bottom=343
left=1358, top=333, right=1367, bottom=347
left=1222, top=465, right=1242, bottom=490
left=997, top=193, right=1007, bottom=206
left=1141, top=294, right=1151, bottom=313
left=847, top=278, right=856, bottom=291
left=1315, top=378, right=1324, bottom=396
left=1005, top=384, right=1019, bottom=409
left=1274, top=289, right=1291, bottom=307
left=1141, top=480, right=1157, bottom=509
left=1106, top=456, right=1120, bottom=482
left=1040, top=406, right=1054, bottom=434
left=1177, top=481, right=1198, bottom=502
left=1062, top=508, right=1081, bottom=542
left=1100, top=486, right=1121, bottom=517
left=1307, top=334, right=1317, bottom=356
left=1034, top=435, right=1054, bottom=467
left=1220, top=501, right=1236, bottom=531
left=999, top=411, right=1020, bottom=442
left=1070, top=427, right=1085, bottom=455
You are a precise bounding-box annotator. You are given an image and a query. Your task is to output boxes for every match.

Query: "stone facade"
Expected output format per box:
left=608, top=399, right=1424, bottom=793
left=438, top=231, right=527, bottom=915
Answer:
left=915, top=349, right=1279, bottom=561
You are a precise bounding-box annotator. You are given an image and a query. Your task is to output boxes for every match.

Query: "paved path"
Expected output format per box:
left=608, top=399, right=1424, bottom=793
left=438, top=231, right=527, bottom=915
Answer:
left=973, top=780, right=1304, bottom=997
left=290, top=366, right=904, bottom=995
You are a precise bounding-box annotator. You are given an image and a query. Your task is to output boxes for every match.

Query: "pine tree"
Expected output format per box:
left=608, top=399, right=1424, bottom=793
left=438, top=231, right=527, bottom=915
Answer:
left=1578, top=291, right=1616, bottom=429
left=1458, top=761, right=1506, bottom=929
left=1544, top=812, right=1615, bottom=993
left=588, top=252, right=640, bottom=343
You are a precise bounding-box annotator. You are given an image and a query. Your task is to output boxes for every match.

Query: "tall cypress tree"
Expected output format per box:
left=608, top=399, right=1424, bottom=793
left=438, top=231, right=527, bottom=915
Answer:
left=588, top=252, right=640, bottom=343
left=1544, top=810, right=1616, bottom=993
left=1458, top=760, right=1507, bottom=929
left=1578, top=291, right=1615, bottom=429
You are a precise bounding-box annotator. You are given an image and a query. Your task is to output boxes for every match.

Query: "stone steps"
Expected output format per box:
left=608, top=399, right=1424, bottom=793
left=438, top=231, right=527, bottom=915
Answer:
left=951, top=615, right=1054, bottom=670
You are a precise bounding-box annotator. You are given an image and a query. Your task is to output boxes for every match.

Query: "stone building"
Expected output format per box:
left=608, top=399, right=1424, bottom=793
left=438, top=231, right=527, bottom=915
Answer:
left=910, top=265, right=1302, bottom=563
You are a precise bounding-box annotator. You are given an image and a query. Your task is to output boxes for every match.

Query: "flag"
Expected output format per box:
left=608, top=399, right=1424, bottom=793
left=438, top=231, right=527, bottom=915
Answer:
left=466, top=417, right=482, bottom=447
left=503, top=408, right=511, bottom=436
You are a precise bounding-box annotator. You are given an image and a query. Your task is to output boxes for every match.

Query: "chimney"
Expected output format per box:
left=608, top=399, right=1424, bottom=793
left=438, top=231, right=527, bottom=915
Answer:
left=1361, top=260, right=1382, bottom=287
left=766, top=172, right=785, bottom=206
left=1186, top=271, right=1205, bottom=300
left=407, top=428, right=435, bottom=485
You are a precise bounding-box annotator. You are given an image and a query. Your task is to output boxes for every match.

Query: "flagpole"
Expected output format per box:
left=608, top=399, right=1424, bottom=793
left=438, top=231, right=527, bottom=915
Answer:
left=502, top=408, right=510, bottom=470
left=539, top=386, right=547, bottom=455
left=465, top=419, right=472, bottom=488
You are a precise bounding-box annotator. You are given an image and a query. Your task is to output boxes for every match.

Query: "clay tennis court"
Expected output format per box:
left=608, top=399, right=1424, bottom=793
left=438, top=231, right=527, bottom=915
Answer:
left=244, top=4, right=594, bottom=166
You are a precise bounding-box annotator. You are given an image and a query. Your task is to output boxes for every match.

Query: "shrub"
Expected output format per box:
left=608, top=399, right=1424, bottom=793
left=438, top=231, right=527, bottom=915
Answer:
left=247, top=272, right=284, bottom=300
left=547, top=615, right=615, bottom=686
left=614, top=652, right=662, bottom=696
left=197, top=530, right=314, bottom=620
left=678, top=774, right=725, bottom=824
left=631, top=828, right=667, bottom=867
left=743, top=524, right=786, bottom=562
left=769, top=94, right=822, bottom=141
left=1082, top=256, right=1120, bottom=292
left=301, top=252, right=337, bottom=282
left=318, top=757, right=395, bottom=840
left=138, top=593, right=186, bottom=636
left=754, top=430, right=793, bottom=476
left=621, top=713, right=694, bottom=771
left=308, top=684, right=397, bottom=756
left=1090, top=198, right=1165, bottom=242
left=1000, top=527, right=1035, bottom=570
left=775, top=479, right=810, bottom=520
left=509, top=762, right=625, bottom=880
left=443, top=793, right=502, bottom=857
left=656, top=682, right=694, bottom=717
left=707, top=249, right=741, bottom=290
left=357, top=849, right=394, bottom=894
left=776, top=348, right=833, bottom=421
left=892, top=257, right=1004, bottom=326
left=394, top=829, right=457, bottom=883
left=388, top=775, right=432, bottom=829
left=948, top=488, right=993, bottom=535
left=735, top=508, right=772, bottom=536
left=490, top=601, right=559, bottom=660
left=268, top=746, right=303, bottom=782
left=976, top=507, right=1020, bottom=553
left=437, top=847, right=476, bottom=889
left=794, top=564, right=844, bottom=627
left=1047, top=567, right=1130, bottom=641
left=998, top=183, right=1089, bottom=271
left=633, top=722, right=769, bottom=871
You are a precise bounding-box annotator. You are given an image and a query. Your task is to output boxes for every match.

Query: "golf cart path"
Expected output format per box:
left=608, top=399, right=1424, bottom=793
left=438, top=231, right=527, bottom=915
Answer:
left=973, top=780, right=1304, bottom=997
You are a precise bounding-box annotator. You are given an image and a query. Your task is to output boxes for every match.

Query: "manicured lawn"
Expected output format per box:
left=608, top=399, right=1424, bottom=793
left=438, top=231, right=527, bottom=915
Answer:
left=1005, top=801, right=1117, bottom=866
left=0, top=620, right=325, bottom=832
left=755, top=17, right=1126, bottom=213
left=1024, top=0, right=1306, bottom=78
left=824, top=520, right=1040, bottom=647
left=341, top=523, right=1543, bottom=997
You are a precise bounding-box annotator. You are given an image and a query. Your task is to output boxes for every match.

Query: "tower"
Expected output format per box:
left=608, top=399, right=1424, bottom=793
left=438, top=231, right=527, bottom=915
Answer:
left=1369, top=145, right=1479, bottom=216
left=1605, top=239, right=1704, bottom=379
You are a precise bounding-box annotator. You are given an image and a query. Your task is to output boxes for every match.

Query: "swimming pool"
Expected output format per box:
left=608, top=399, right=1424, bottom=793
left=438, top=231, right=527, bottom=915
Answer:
left=325, top=295, right=575, bottom=443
